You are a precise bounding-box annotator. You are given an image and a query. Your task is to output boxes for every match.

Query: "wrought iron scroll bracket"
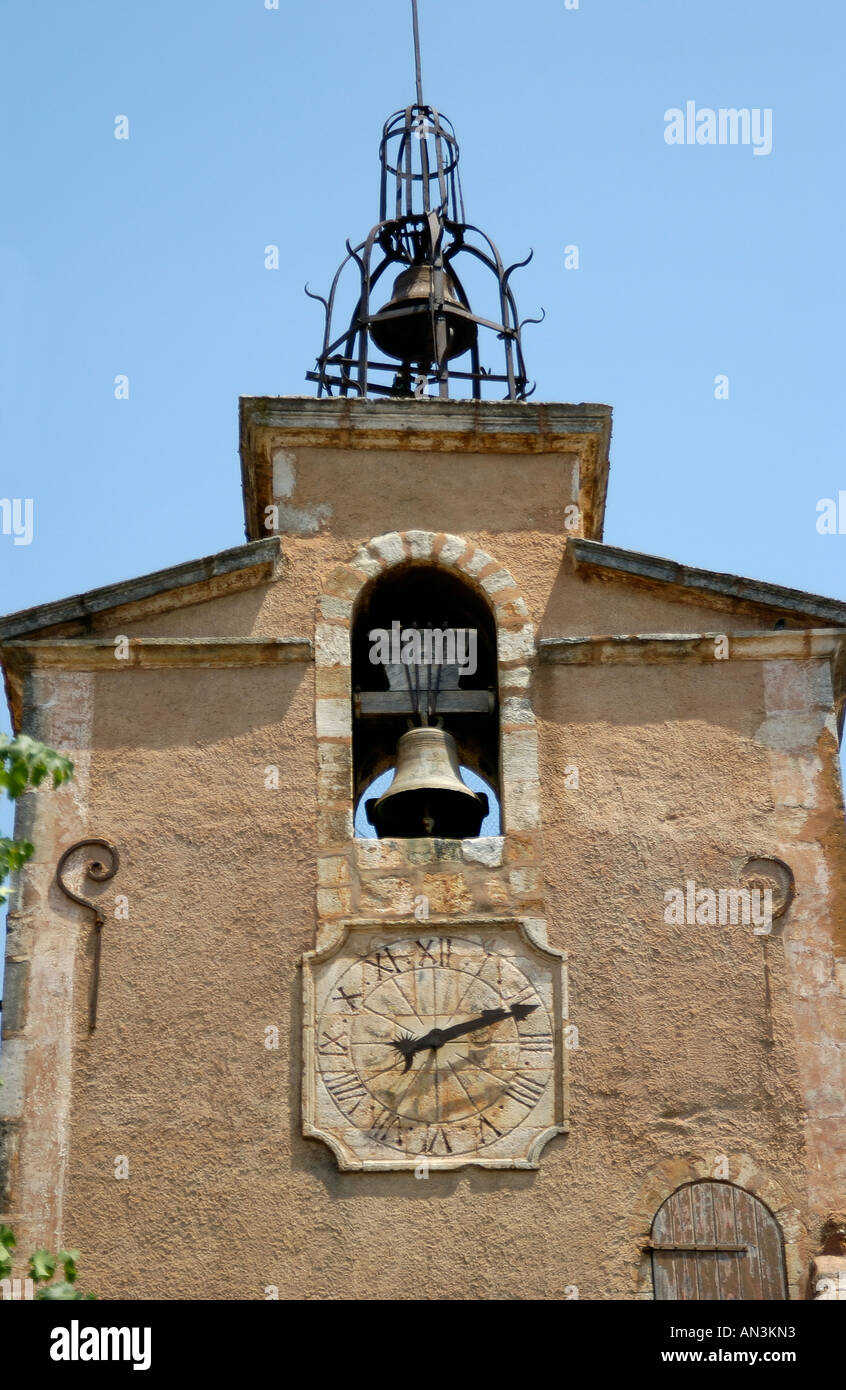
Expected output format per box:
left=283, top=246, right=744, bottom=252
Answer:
left=56, top=838, right=120, bottom=1031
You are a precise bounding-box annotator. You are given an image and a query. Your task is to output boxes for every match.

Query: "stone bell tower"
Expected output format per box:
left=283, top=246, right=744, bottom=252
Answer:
left=2, top=0, right=845, bottom=1301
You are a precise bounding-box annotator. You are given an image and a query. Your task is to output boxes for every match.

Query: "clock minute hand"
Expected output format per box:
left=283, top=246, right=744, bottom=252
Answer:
left=450, top=1001, right=539, bottom=1039
left=393, top=1002, right=539, bottom=1071
left=437, top=1007, right=512, bottom=1044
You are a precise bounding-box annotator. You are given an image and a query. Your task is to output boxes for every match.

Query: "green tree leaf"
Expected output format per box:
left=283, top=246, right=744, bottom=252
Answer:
left=35, top=1281, right=89, bottom=1300
left=3, top=1230, right=95, bottom=1297
left=28, top=1248, right=57, bottom=1284
left=0, top=736, right=73, bottom=901
left=57, top=1248, right=80, bottom=1284
left=0, top=734, right=73, bottom=800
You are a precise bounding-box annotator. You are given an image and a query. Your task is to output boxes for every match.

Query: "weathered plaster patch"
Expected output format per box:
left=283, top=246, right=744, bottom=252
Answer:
left=272, top=449, right=296, bottom=498
left=755, top=712, right=829, bottom=753
left=0, top=1041, right=27, bottom=1115
left=274, top=502, right=332, bottom=535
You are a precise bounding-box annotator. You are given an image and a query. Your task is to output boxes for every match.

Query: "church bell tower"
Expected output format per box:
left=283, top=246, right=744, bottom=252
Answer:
left=1, top=0, right=845, bottom=1304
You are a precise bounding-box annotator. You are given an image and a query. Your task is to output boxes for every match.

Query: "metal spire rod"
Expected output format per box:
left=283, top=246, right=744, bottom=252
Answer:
left=411, top=0, right=424, bottom=106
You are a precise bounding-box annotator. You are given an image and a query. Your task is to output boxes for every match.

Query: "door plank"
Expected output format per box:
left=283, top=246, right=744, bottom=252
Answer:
left=690, top=1180, right=721, bottom=1301
left=733, top=1187, right=765, bottom=1300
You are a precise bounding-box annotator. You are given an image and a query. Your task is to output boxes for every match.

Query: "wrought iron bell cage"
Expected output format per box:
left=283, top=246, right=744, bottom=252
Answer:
left=306, top=97, right=540, bottom=402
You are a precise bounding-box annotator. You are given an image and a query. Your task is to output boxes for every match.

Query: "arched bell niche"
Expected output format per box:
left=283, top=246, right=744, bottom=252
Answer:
left=351, top=562, right=500, bottom=836
left=313, top=530, right=539, bottom=852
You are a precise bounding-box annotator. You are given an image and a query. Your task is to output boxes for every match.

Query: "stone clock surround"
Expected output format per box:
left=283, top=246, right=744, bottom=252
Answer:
left=312, top=529, right=546, bottom=941
left=302, top=915, right=569, bottom=1171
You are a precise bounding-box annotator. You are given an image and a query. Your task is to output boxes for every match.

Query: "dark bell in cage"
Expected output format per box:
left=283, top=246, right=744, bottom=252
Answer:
left=370, top=265, right=478, bottom=364
left=305, top=2, right=541, bottom=401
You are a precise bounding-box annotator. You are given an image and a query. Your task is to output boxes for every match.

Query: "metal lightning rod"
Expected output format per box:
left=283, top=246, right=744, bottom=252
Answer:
left=411, top=0, right=424, bottom=106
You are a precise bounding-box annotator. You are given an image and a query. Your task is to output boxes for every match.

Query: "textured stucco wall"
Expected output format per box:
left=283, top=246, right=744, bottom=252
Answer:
left=2, top=428, right=844, bottom=1300
left=12, top=636, right=838, bottom=1298
left=538, top=661, right=810, bottom=1295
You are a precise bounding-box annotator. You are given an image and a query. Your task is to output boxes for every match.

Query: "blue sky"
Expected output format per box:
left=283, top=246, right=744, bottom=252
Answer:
left=1, top=0, right=845, bottom=984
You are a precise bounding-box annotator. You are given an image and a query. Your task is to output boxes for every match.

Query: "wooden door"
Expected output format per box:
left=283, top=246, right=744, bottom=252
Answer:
left=651, top=1181, right=788, bottom=1300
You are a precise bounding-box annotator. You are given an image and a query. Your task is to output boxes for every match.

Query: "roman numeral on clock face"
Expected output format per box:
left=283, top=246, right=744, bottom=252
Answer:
left=478, top=1114, right=502, bottom=1142
left=365, top=948, right=401, bottom=977
left=519, top=1033, right=553, bottom=1053
left=422, top=1126, right=452, bottom=1155
left=371, top=1107, right=404, bottom=1144
left=412, top=938, right=452, bottom=968
left=504, top=1074, right=547, bottom=1109
left=333, top=987, right=361, bottom=1012
left=323, top=1073, right=368, bottom=1109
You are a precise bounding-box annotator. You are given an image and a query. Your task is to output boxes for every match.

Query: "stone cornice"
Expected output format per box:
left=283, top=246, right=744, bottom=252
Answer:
left=2, top=637, right=312, bottom=670
left=568, top=538, right=846, bottom=627
left=1, top=636, right=312, bottom=730
left=240, top=395, right=613, bottom=444
left=239, top=396, right=613, bottom=544
left=539, top=629, right=846, bottom=665
left=0, top=537, right=283, bottom=644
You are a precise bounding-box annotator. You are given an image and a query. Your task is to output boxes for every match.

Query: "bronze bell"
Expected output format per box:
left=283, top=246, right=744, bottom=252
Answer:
left=369, top=265, right=478, bottom=364
left=366, top=727, right=488, bottom=840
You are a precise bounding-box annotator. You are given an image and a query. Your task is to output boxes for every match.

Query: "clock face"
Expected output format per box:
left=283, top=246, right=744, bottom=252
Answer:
left=303, top=922, right=567, bottom=1170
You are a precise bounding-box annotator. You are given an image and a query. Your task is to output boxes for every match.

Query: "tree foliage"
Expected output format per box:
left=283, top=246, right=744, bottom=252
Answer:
left=1, top=1226, right=96, bottom=1299
left=0, top=734, right=73, bottom=902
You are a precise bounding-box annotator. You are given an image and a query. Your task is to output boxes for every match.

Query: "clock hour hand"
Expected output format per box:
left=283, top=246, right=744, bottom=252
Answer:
left=392, top=1003, right=538, bottom=1072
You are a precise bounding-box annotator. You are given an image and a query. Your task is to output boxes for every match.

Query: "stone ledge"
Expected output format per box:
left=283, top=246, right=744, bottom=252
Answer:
left=1, top=636, right=312, bottom=671
left=352, top=836, right=510, bottom=870
left=241, top=395, right=612, bottom=449
left=0, top=537, right=283, bottom=643
left=540, top=629, right=846, bottom=668
left=569, top=537, right=846, bottom=626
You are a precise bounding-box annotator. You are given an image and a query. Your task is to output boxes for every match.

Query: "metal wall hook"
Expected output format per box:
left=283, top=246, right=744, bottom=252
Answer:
left=56, top=839, right=120, bottom=1030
